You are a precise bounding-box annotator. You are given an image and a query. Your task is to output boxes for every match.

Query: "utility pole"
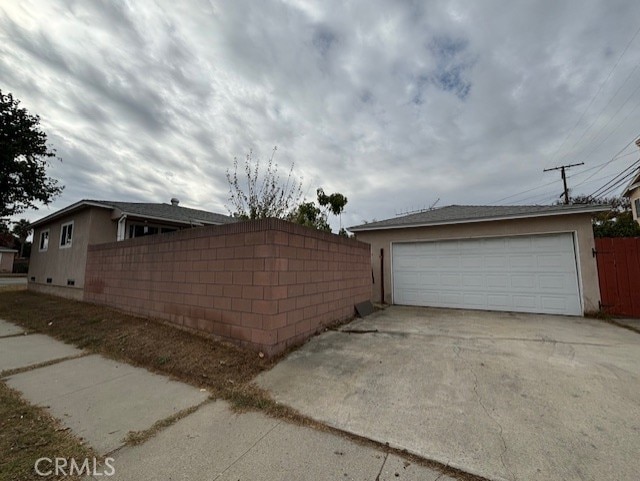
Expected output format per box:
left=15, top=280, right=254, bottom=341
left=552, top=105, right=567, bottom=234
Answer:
left=543, top=162, right=584, bottom=204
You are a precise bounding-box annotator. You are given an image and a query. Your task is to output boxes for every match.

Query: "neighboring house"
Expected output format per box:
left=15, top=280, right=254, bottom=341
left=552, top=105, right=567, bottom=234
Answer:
left=622, top=170, right=640, bottom=224
left=349, top=204, right=609, bottom=316
left=0, top=247, right=17, bottom=273
left=28, top=198, right=236, bottom=299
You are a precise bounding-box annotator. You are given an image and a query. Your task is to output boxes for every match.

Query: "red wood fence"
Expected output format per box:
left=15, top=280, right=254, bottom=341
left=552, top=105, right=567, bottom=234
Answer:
left=595, top=237, right=640, bottom=318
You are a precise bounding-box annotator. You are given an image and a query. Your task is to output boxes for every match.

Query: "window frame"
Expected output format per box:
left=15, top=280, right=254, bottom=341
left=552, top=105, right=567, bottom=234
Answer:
left=39, top=229, right=50, bottom=252
left=635, top=198, right=640, bottom=219
left=59, top=221, right=74, bottom=249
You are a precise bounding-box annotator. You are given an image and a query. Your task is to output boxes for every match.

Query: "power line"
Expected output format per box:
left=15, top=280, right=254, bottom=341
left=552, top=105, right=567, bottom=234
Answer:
left=588, top=159, right=640, bottom=198
left=548, top=23, right=640, bottom=168
left=570, top=136, right=639, bottom=188
left=560, top=61, right=640, bottom=159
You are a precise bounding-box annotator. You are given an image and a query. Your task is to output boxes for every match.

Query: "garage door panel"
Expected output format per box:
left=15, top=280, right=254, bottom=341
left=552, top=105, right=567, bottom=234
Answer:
left=512, top=295, right=537, bottom=309
left=484, top=256, right=508, bottom=269
left=511, top=275, right=535, bottom=289
left=486, top=274, right=508, bottom=288
left=462, top=274, right=483, bottom=288
left=509, top=255, right=536, bottom=269
left=392, top=234, right=581, bottom=316
left=461, top=256, right=483, bottom=268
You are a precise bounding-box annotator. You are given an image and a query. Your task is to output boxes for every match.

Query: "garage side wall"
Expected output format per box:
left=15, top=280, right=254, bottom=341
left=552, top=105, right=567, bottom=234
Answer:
left=84, top=218, right=371, bottom=355
left=356, top=214, right=600, bottom=313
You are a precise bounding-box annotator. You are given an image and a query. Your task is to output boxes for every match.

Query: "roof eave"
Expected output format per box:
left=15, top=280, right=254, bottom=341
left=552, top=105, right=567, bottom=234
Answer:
left=622, top=182, right=640, bottom=197
left=349, top=206, right=611, bottom=232
left=29, top=201, right=113, bottom=229
left=120, top=211, right=223, bottom=226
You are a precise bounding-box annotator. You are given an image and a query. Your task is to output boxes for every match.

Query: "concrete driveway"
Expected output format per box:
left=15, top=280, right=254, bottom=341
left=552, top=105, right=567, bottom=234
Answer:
left=257, top=306, right=640, bottom=481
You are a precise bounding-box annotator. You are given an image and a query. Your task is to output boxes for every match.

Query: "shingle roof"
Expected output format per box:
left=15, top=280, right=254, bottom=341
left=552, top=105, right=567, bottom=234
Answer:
left=94, top=201, right=236, bottom=225
left=30, top=199, right=236, bottom=228
left=349, top=204, right=610, bottom=232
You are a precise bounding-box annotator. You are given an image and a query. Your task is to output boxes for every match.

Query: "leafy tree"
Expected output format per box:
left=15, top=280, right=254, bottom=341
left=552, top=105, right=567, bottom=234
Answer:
left=593, top=210, right=640, bottom=237
left=12, top=218, right=31, bottom=257
left=570, top=195, right=640, bottom=237
left=1, top=90, right=63, bottom=219
left=288, top=188, right=348, bottom=233
left=0, top=221, right=17, bottom=249
left=288, top=201, right=331, bottom=231
left=226, top=147, right=303, bottom=219
left=316, top=188, right=348, bottom=230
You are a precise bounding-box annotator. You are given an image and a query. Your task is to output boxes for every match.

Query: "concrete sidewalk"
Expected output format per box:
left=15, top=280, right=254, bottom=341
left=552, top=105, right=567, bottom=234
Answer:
left=0, top=318, right=455, bottom=481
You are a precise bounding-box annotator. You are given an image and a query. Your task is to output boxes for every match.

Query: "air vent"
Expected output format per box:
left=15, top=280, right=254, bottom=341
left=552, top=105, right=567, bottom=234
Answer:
left=30, top=276, right=35, bottom=282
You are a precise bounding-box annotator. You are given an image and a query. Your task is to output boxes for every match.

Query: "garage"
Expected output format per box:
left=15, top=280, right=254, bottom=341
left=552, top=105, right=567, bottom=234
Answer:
left=349, top=204, right=609, bottom=315
left=392, top=233, right=582, bottom=315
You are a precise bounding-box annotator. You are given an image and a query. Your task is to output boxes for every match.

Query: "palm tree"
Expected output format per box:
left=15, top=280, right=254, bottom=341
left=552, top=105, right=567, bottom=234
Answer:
left=12, top=219, right=31, bottom=258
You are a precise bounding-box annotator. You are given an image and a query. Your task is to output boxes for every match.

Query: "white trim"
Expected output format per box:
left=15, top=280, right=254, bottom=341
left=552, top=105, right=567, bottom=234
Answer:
left=390, top=230, right=584, bottom=315
left=39, top=229, right=50, bottom=252
left=571, top=231, right=585, bottom=314
left=59, top=221, right=74, bottom=249
left=117, top=215, right=127, bottom=241
left=350, top=206, right=611, bottom=232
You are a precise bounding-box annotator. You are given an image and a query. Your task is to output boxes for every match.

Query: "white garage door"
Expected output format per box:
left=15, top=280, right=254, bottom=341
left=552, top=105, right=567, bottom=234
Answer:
left=392, top=233, right=582, bottom=315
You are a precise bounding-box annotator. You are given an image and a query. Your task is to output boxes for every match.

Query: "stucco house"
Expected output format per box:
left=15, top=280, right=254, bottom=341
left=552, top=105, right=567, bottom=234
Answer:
left=28, top=199, right=236, bottom=299
left=622, top=171, right=640, bottom=224
left=0, top=247, right=17, bottom=273
left=349, top=204, right=609, bottom=316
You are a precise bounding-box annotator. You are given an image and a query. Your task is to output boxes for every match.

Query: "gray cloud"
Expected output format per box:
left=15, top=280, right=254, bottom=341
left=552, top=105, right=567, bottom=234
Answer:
left=2, top=0, right=640, bottom=230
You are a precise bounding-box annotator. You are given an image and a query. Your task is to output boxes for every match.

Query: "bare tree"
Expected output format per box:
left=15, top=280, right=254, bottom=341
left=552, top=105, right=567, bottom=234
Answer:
left=226, top=147, right=303, bottom=220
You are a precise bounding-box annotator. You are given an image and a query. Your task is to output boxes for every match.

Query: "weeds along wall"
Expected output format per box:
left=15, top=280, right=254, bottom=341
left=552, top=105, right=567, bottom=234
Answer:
left=84, top=218, right=371, bottom=355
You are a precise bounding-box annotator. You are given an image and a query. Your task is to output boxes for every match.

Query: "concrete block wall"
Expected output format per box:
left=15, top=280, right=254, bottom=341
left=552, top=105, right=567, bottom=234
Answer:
left=84, top=218, right=371, bottom=355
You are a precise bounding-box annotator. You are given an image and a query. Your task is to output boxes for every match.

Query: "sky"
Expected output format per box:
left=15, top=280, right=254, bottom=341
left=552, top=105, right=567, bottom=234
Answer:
left=2, top=0, right=640, bottom=231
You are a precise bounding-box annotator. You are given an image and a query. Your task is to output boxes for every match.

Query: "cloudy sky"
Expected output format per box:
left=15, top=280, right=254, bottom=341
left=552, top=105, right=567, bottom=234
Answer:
left=2, top=0, right=640, bottom=230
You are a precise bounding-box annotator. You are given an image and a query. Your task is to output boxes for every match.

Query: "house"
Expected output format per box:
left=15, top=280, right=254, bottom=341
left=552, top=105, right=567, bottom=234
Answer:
left=622, top=170, right=640, bottom=224
left=349, top=204, right=609, bottom=316
left=28, top=198, right=236, bottom=299
left=0, top=247, right=17, bottom=273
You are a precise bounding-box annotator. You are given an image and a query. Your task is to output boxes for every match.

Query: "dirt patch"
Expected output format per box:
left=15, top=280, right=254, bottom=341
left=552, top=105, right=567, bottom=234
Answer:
left=0, top=382, right=95, bottom=481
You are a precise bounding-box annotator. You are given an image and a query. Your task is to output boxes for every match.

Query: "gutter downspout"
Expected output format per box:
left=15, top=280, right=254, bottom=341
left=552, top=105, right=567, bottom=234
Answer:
left=117, top=215, right=127, bottom=241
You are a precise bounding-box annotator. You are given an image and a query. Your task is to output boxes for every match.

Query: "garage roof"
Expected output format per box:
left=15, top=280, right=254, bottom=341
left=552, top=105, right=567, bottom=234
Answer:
left=349, top=204, right=610, bottom=232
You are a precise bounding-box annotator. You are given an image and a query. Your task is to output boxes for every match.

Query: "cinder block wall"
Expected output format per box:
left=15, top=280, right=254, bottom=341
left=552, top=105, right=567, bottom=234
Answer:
left=84, top=218, right=371, bottom=355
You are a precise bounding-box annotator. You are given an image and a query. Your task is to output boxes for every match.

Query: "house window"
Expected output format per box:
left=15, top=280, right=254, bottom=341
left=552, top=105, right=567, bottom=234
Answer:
left=60, top=221, right=74, bottom=248
left=39, top=230, right=49, bottom=251
left=128, top=224, right=159, bottom=238
left=635, top=199, right=640, bottom=218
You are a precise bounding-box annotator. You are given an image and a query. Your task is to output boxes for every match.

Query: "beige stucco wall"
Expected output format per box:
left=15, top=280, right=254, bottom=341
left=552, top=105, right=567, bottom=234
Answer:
left=0, top=252, right=15, bottom=273
left=28, top=207, right=117, bottom=295
left=630, top=188, right=640, bottom=222
left=354, top=213, right=600, bottom=314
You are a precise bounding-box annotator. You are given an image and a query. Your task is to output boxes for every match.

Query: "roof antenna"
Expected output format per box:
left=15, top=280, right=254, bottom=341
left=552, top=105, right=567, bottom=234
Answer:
left=395, top=197, right=440, bottom=216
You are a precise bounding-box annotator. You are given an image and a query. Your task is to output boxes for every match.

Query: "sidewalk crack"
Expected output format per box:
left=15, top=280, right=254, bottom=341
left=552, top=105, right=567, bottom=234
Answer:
left=212, top=420, right=282, bottom=480
left=454, top=345, right=517, bottom=481
left=374, top=451, right=389, bottom=481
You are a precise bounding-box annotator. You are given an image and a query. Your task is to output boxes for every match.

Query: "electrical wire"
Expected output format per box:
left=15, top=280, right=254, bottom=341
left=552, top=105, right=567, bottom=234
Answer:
left=587, top=159, right=640, bottom=198
left=548, top=23, right=640, bottom=168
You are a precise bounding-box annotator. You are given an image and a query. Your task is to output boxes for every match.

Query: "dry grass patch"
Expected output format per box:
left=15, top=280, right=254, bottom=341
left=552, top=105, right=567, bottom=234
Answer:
left=0, top=291, right=273, bottom=394
left=0, top=382, right=94, bottom=481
